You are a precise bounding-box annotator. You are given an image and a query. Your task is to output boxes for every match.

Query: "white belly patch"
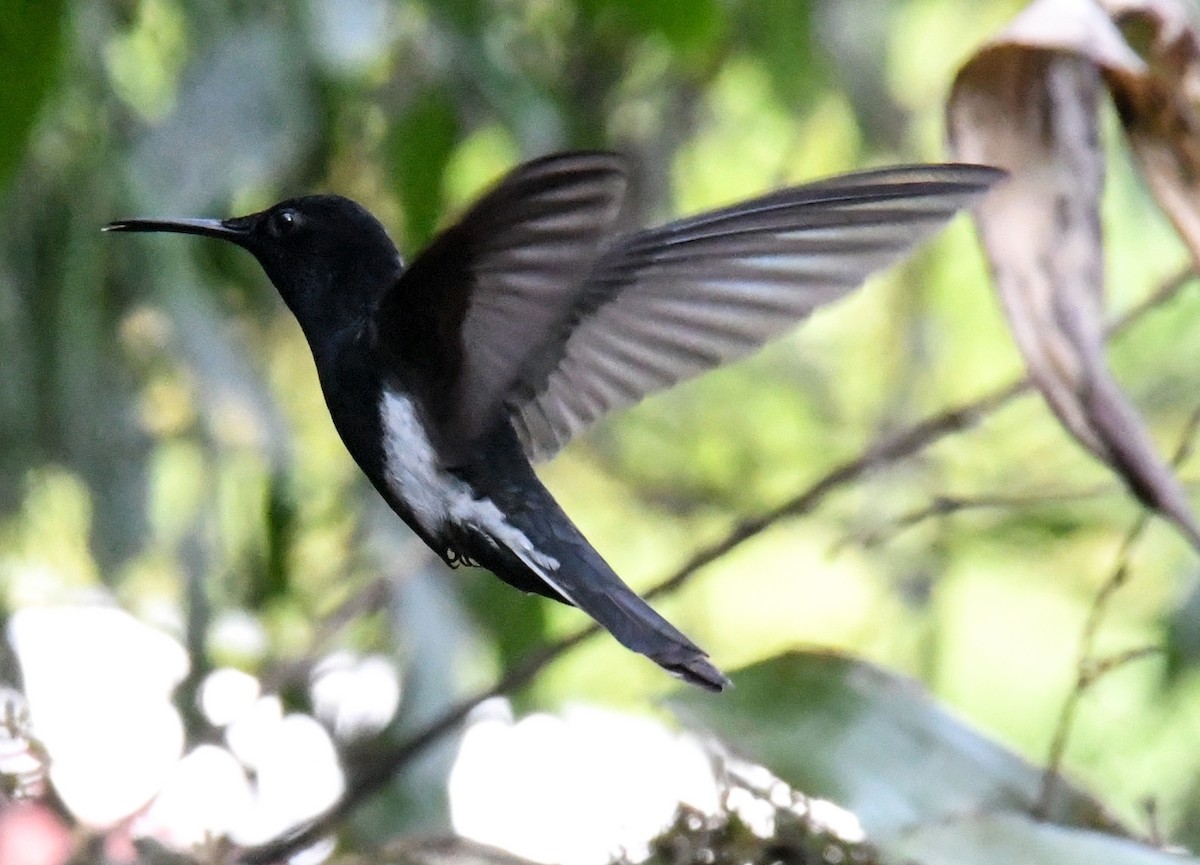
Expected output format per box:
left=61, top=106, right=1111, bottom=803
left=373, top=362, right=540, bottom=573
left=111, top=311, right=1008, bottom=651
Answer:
left=379, top=390, right=564, bottom=584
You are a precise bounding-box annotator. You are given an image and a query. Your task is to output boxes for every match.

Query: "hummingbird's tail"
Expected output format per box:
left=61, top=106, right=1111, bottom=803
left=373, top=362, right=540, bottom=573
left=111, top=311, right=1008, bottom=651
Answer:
left=532, top=543, right=730, bottom=691
left=465, top=508, right=726, bottom=690
left=458, top=425, right=729, bottom=691
left=499, top=526, right=728, bottom=690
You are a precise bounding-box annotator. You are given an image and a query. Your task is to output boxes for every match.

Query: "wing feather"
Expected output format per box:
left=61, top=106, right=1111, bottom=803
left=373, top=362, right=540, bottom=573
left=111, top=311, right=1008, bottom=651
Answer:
left=510, top=164, right=1004, bottom=460
left=374, top=151, right=629, bottom=463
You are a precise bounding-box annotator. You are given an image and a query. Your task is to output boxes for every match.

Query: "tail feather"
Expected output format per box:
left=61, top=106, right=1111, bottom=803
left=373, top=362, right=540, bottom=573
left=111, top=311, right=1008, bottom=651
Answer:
left=460, top=423, right=729, bottom=691
left=555, top=561, right=730, bottom=691
left=469, top=500, right=729, bottom=691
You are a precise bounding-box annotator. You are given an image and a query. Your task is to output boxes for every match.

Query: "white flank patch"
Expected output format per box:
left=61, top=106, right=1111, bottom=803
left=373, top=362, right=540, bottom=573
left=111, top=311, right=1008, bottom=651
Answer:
left=378, top=390, right=563, bottom=585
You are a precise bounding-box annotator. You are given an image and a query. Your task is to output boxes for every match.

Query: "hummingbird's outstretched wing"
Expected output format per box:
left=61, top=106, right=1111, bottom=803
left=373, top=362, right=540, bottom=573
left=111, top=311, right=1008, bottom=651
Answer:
left=378, top=155, right=1002, bottom=464
left=508, top=164, right=1004, bottom=460
left=376, top=151, right=629, bottom=464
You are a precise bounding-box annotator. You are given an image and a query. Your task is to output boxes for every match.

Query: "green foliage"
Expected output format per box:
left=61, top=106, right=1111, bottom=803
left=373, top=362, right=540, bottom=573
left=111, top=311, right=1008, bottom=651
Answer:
left=733, top=0, right=826, bottom=109
left=388, top=92, right=462, bottom=250
left=671, top=652, right=1185, bottom=864
left=672, top=652, right=1108, bottom=832
left=2, top=0, right=1200, bottom=861
left=579, top=0, right=726, bottom=63
left=0, top=0, right=66, bottom=191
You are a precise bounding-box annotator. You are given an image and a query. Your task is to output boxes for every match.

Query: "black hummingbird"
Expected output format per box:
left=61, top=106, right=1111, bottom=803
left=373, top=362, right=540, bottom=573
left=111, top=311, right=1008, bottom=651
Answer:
left=106, top=152, right=1001, bottom=691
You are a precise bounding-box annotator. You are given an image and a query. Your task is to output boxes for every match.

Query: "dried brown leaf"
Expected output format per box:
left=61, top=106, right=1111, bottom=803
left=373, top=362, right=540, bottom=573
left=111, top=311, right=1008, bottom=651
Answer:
left=948, top=0, right=1200, bottom=548
left=1101, top=0, right=1200, bottom=262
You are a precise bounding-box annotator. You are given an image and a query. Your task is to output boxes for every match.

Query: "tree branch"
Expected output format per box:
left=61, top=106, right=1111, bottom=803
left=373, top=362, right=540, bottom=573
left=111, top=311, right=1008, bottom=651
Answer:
left=835, top=485, right=1119, bottom=551
left=1037, top=398, right=1200, bottom=819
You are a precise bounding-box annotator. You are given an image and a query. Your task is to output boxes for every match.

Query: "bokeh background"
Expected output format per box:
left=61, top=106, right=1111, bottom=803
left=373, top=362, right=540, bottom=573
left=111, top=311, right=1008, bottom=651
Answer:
left=3, top=0, right=1200, bottom=861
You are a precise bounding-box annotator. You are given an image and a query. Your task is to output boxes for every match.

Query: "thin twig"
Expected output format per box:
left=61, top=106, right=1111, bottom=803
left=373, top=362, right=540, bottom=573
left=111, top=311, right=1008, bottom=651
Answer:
left=839, top=485, right=1117, bottom=550
left=238, top=632, right=590, bottom=863
left=239, top=265, right=1195, bottom=864
left=1108, top=266, right=1196, bottom=334
left=1037, top=400, right=1200, bottom=818
left=257, top=576, right=393, bottom=695
left=1080, top=645, right=1162, bottom=685
left=1035, top=514, right=1149, bottom=820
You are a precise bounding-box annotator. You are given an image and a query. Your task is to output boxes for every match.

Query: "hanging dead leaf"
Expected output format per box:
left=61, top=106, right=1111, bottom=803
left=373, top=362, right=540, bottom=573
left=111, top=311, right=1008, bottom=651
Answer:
left=947, top=0, right=1200, bottom=549
left=1100, top=0, right=1200, bottom=264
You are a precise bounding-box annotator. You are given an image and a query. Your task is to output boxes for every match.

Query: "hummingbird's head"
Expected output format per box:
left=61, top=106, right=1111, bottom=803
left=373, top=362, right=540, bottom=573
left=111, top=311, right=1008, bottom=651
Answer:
left=106, top=195, right=403, bottom=346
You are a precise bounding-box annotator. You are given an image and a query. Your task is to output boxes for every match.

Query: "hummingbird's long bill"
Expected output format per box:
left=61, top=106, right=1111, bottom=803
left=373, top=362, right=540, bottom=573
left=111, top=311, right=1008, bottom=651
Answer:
left=104, top=217, right=249, bottom=242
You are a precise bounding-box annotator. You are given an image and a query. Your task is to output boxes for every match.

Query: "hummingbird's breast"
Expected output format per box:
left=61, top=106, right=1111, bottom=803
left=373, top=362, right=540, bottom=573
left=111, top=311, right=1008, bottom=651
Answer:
left=376, top=388, right=562, bottom=580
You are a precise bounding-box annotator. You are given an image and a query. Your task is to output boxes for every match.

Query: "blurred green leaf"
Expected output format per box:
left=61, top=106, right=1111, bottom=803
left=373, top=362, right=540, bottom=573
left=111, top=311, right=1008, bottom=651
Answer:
left=581, top=0, right=725, bottom=62
left=0, top=0, right=66, bottom=191
left=669, top=651, right=1120, bottom=839
left=428, top=0, right=484, bottom=33
left=388, top=92, right=460, bottom=251
left=733, top=0, right=826, bottom=108
left=1164, top=575, right=1200, bottom=686
left=255, top=470, right=296, bottom=608
left=461, top=575, right=549, bottom=679
left=881, top=812, right=1194, bottom=865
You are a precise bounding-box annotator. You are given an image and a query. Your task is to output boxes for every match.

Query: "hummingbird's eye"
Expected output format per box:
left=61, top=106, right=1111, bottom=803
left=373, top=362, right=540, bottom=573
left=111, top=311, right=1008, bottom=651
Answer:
left=268, top=208, right=302, bottom=238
